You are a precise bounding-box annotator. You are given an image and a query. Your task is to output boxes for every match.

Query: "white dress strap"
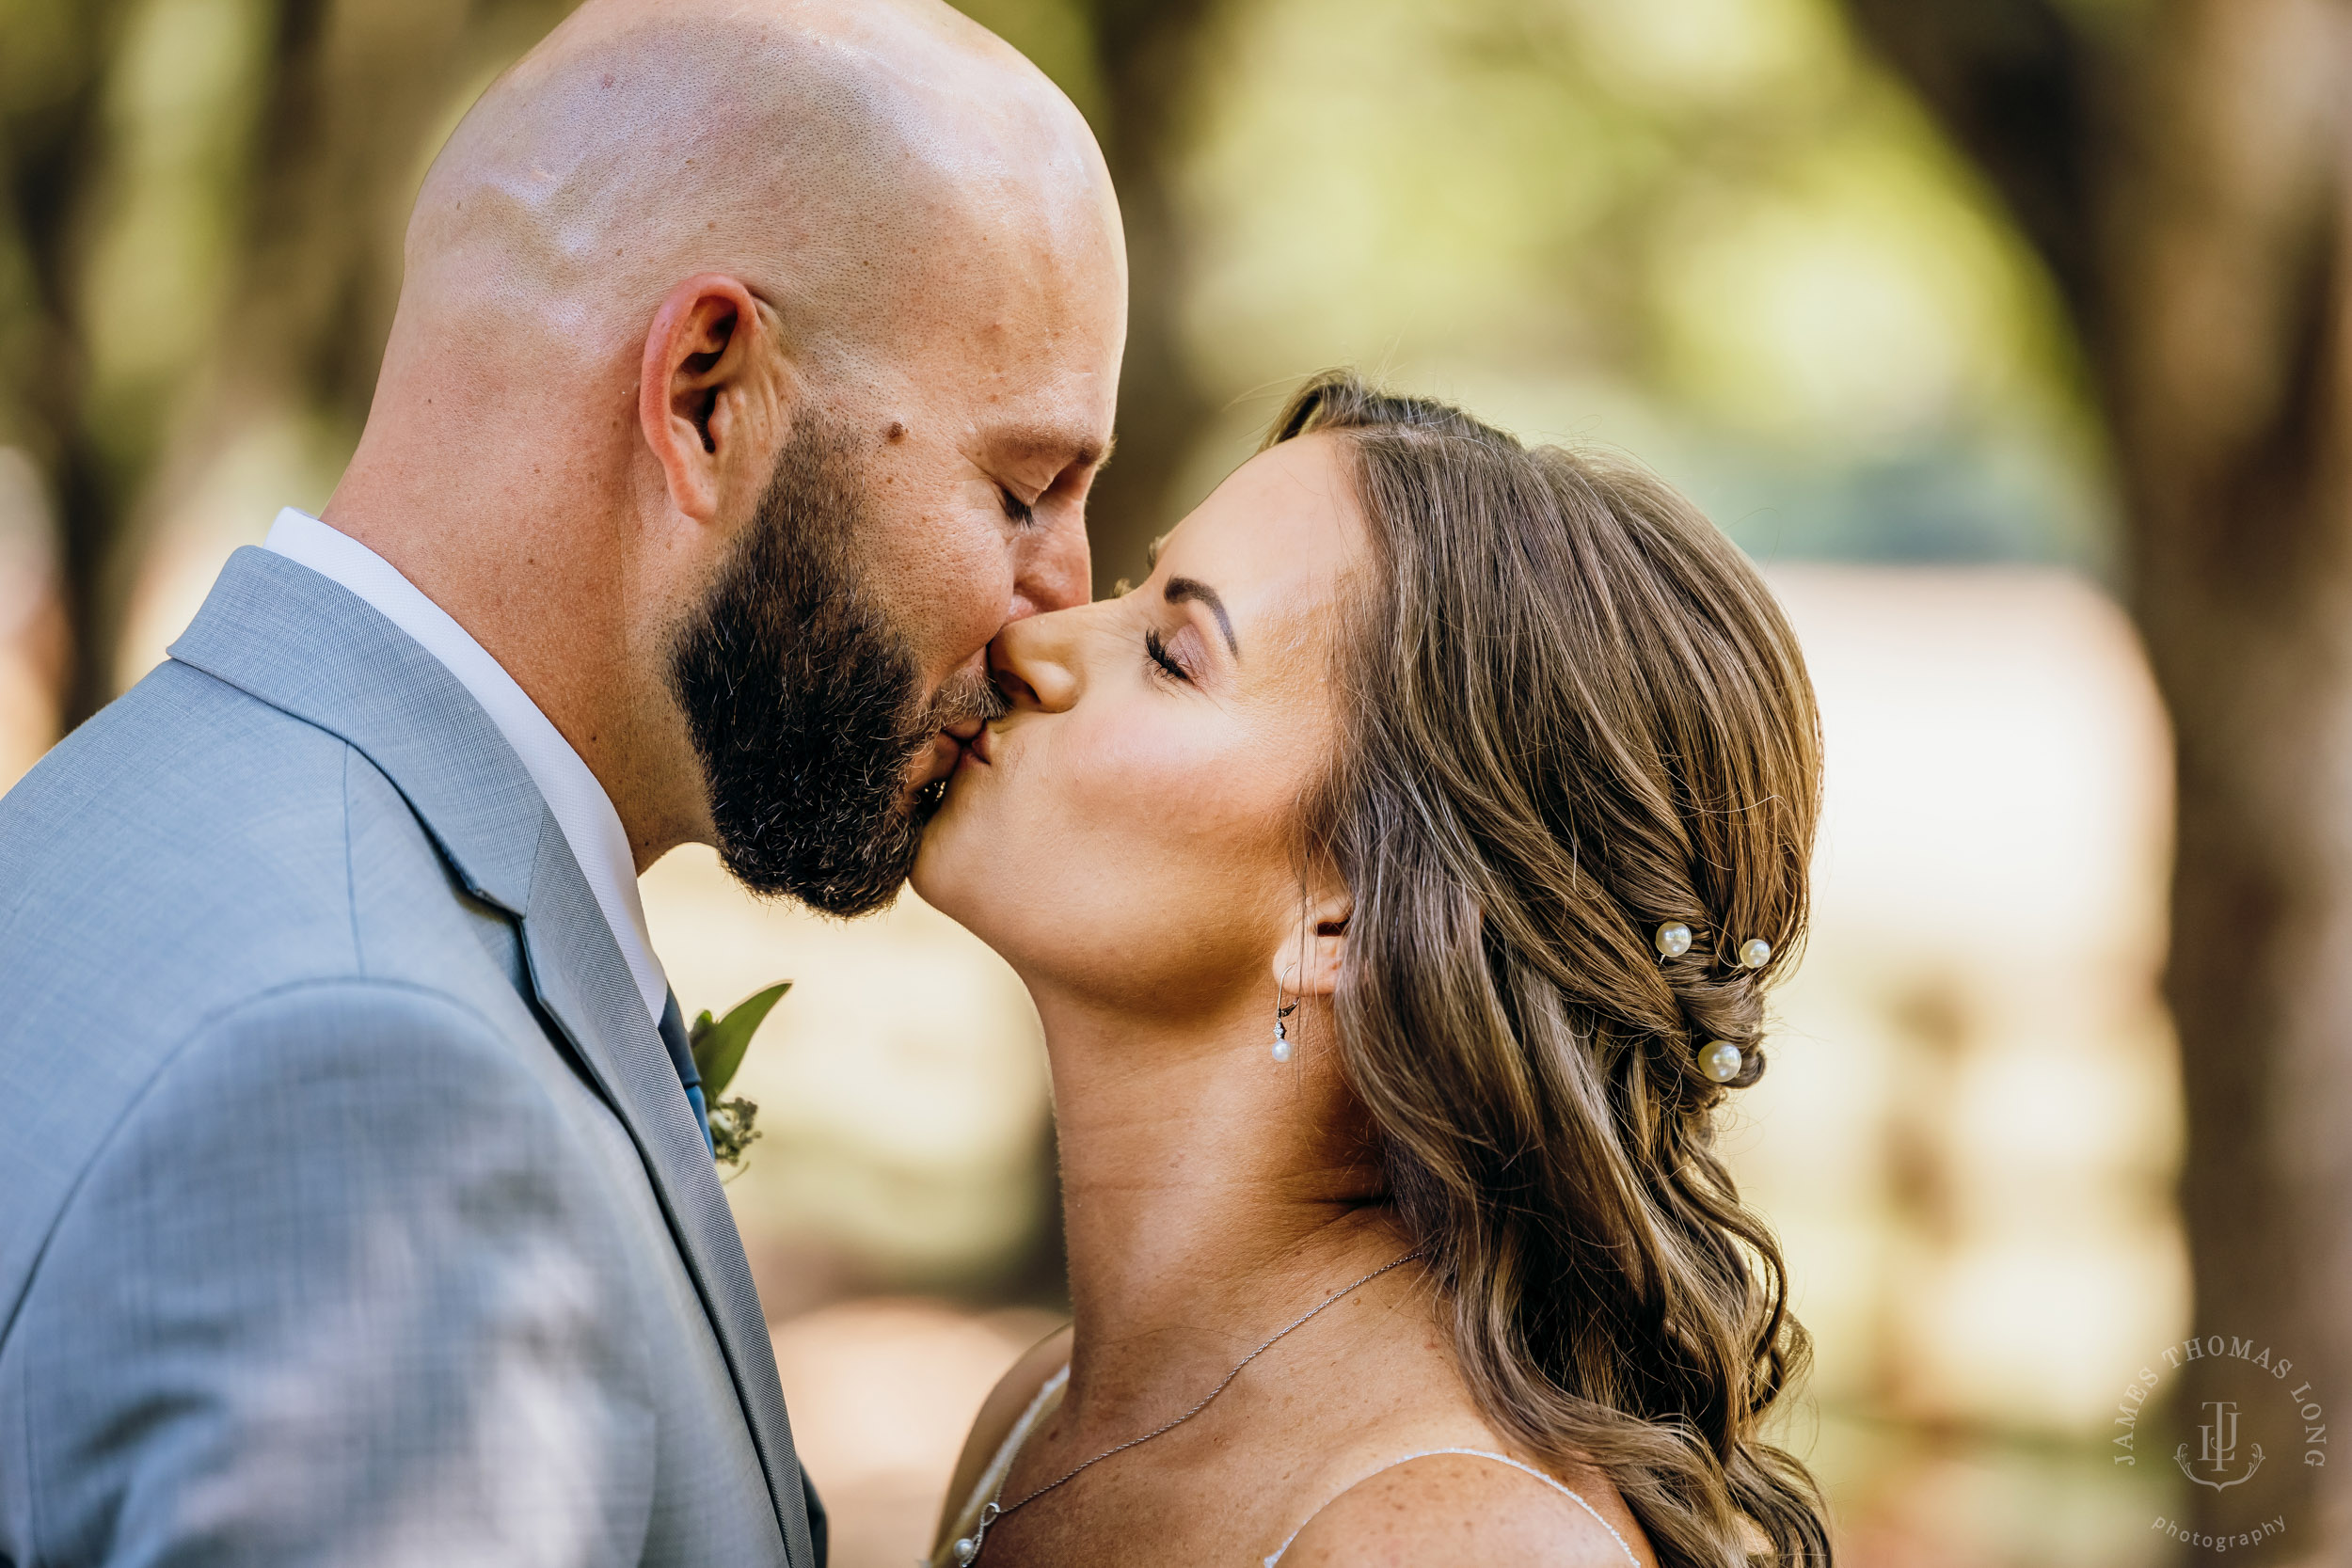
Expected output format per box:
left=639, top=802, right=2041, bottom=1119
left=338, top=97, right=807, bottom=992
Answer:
left=926, top=1366, right=1069, bottom=1568
left=1263, top=1448, right=1639, bottom=1567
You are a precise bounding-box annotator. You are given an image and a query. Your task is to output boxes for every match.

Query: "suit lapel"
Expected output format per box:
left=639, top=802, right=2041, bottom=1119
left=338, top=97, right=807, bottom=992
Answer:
left=515, top=823, right=816, bottom=1568
left=168, top=547, right=815, bottom=1565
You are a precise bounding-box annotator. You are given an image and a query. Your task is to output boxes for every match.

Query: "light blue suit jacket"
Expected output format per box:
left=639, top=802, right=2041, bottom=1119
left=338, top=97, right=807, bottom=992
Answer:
left=0, top=548, right=822, bottom=1566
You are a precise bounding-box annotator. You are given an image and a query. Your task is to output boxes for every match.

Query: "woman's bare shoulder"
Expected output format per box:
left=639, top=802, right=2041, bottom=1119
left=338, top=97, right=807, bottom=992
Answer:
left=930, top=1322, right=1074, bottom=1550
left=1279, top=1451, right=1652, bottom=1568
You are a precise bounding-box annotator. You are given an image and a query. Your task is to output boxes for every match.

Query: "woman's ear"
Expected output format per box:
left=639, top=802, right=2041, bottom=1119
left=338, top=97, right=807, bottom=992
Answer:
left=638, top=272, right=788, bottom=526
left=1275, top=890, right=1353, bottom=999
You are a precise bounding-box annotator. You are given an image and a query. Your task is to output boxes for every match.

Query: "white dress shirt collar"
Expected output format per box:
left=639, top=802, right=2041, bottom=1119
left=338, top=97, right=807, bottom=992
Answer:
left=262, top=507, right=669, bottom=1026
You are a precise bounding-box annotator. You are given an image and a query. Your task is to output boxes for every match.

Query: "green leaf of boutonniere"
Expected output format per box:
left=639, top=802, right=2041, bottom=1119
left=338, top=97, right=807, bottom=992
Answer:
left=688, top=982, right=789, bottom=1174
left=688, top=981, right=790, bottom=1100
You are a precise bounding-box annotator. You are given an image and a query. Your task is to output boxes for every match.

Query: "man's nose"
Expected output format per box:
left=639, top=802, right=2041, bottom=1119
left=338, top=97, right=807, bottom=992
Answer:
left=1011, top=513, right=1091, bottom=617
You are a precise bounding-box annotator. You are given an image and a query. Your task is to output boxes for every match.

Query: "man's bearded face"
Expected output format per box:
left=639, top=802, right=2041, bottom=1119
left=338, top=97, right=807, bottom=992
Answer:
left=667, top=414, right=1004, bottom=916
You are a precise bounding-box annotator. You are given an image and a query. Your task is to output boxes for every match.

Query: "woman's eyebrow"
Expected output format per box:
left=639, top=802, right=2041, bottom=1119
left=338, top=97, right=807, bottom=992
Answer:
left=1164, top=576, right=1237, bottom=655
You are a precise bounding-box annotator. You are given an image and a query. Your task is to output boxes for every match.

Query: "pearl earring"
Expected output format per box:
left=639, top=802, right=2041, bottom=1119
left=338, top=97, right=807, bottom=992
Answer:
left=1273, top=976, right=1297, bottom=1063
left=1698, top=1039, right=1742, bottom=1082
left=1738, top=937, right=1772, bottom=969
left=1654, top=922, right=1692, bottom=959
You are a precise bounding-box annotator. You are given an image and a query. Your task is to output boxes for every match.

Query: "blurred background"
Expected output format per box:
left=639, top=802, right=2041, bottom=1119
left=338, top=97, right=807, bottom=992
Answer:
left=1, top=0, right=2339, bottom=1563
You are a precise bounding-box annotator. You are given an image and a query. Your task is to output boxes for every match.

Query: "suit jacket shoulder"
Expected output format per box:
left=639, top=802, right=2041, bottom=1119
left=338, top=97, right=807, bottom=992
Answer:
left=0, top=550, right=812, bottom=1567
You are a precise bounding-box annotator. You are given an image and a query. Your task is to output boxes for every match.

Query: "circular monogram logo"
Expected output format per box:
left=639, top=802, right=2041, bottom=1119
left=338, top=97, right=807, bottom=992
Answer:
left=2115, top=1334, right=2327, bottom=1554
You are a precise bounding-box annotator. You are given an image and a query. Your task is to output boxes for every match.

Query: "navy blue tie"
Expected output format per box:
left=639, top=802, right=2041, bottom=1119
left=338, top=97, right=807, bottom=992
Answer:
left=657, top=990, right=714, bottom=1157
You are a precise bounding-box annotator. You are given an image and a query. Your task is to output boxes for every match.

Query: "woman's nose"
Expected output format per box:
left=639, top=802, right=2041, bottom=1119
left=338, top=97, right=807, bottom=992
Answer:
left=990, top=606, right=1085, bottom=713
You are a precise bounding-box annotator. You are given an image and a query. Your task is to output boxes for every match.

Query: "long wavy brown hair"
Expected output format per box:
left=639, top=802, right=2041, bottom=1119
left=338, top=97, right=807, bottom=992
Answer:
left=1277, top=372, right=1832, bottom=1565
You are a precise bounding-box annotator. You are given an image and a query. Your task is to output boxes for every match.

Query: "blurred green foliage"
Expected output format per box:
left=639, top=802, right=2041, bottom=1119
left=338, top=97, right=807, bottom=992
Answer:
left=966, top=0, right=2111, bottom=577
left=0, top=0, right=2118, bottom=735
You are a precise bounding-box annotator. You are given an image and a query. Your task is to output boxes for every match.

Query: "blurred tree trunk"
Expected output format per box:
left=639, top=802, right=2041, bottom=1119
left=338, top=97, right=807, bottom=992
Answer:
left=210, top=0, right=573, bottom=434
left=2, top=0, right=569, bottom=737
left=1074, top=0, right=1220, bottom=595
left=1847, top=0, right=2352, bottom=1552
left=0, top=0, right=134, bottom=734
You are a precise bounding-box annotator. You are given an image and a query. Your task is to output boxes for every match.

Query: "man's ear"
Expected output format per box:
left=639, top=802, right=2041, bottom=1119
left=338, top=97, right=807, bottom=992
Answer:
left=638, top=273, right=786, bottom=525
left=1274, top=890, right=1353, bottom=999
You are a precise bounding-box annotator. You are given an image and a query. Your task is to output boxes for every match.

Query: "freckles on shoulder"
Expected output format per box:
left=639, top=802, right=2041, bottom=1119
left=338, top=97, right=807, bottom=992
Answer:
left=1277, top=1454, right=1651, bottom=1568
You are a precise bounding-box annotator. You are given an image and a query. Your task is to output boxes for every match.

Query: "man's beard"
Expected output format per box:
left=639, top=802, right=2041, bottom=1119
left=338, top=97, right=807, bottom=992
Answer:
left=667, top=415, right=1005, bottom=916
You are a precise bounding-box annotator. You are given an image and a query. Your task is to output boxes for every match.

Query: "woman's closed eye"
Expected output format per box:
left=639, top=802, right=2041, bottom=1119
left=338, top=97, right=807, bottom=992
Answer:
left=1144, top=627, right=1194, bottom=684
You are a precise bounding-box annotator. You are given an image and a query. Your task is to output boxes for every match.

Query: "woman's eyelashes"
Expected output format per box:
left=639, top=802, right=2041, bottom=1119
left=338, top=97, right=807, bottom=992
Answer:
left=1144, top=626, right=1194, bottom=684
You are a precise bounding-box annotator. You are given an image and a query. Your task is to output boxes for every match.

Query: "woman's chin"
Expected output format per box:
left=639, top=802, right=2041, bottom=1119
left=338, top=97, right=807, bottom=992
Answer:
left=908, top=779, right=982, bottom=916
left=909, top=747, right=1038, bottom=959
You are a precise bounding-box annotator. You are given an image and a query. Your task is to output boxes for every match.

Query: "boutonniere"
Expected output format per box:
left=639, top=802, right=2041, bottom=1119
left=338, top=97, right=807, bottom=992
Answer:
left=688, top=982, right=790, bottom=1172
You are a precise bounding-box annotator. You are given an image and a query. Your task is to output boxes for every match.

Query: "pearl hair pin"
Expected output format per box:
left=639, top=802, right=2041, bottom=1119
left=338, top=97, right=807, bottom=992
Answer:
left=1699, top=1040, right=1742, bottom=1083
left=1653, top=922, right=1692, bottom=959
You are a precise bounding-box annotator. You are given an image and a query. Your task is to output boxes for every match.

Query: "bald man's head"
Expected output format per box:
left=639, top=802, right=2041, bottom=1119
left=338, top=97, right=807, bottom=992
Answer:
left=405, top=0, right=1118, bottom=390
left=328, top=0, right=1125, bottom=902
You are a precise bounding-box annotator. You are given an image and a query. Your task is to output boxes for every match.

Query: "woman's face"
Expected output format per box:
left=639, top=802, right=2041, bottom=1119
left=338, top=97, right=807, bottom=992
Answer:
left=912, top=434, right=1364, bottom=1016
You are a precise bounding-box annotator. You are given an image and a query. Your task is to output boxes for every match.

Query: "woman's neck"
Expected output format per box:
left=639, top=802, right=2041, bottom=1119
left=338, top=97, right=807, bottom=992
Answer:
left=1032, top=987, right=1412, bottom=1435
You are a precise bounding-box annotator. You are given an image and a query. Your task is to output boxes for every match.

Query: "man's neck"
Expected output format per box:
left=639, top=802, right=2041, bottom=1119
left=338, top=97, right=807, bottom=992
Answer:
left=321, top=459, right=708, bottom=873
left=1034, top=989, right=1407, bottom=1445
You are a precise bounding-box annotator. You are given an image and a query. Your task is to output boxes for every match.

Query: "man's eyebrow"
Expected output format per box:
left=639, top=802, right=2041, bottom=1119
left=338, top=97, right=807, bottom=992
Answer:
left=1165, top=577, right=1237, bottom=655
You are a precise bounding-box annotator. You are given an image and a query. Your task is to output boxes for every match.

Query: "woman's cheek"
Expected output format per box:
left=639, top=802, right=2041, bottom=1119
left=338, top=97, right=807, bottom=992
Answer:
left=1060, top=698, right=1297, bottom=860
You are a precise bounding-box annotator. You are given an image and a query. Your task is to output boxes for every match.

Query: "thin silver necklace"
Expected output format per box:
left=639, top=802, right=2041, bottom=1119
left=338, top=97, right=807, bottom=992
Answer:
left=954, top=1249, right=1425, bottom=1566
